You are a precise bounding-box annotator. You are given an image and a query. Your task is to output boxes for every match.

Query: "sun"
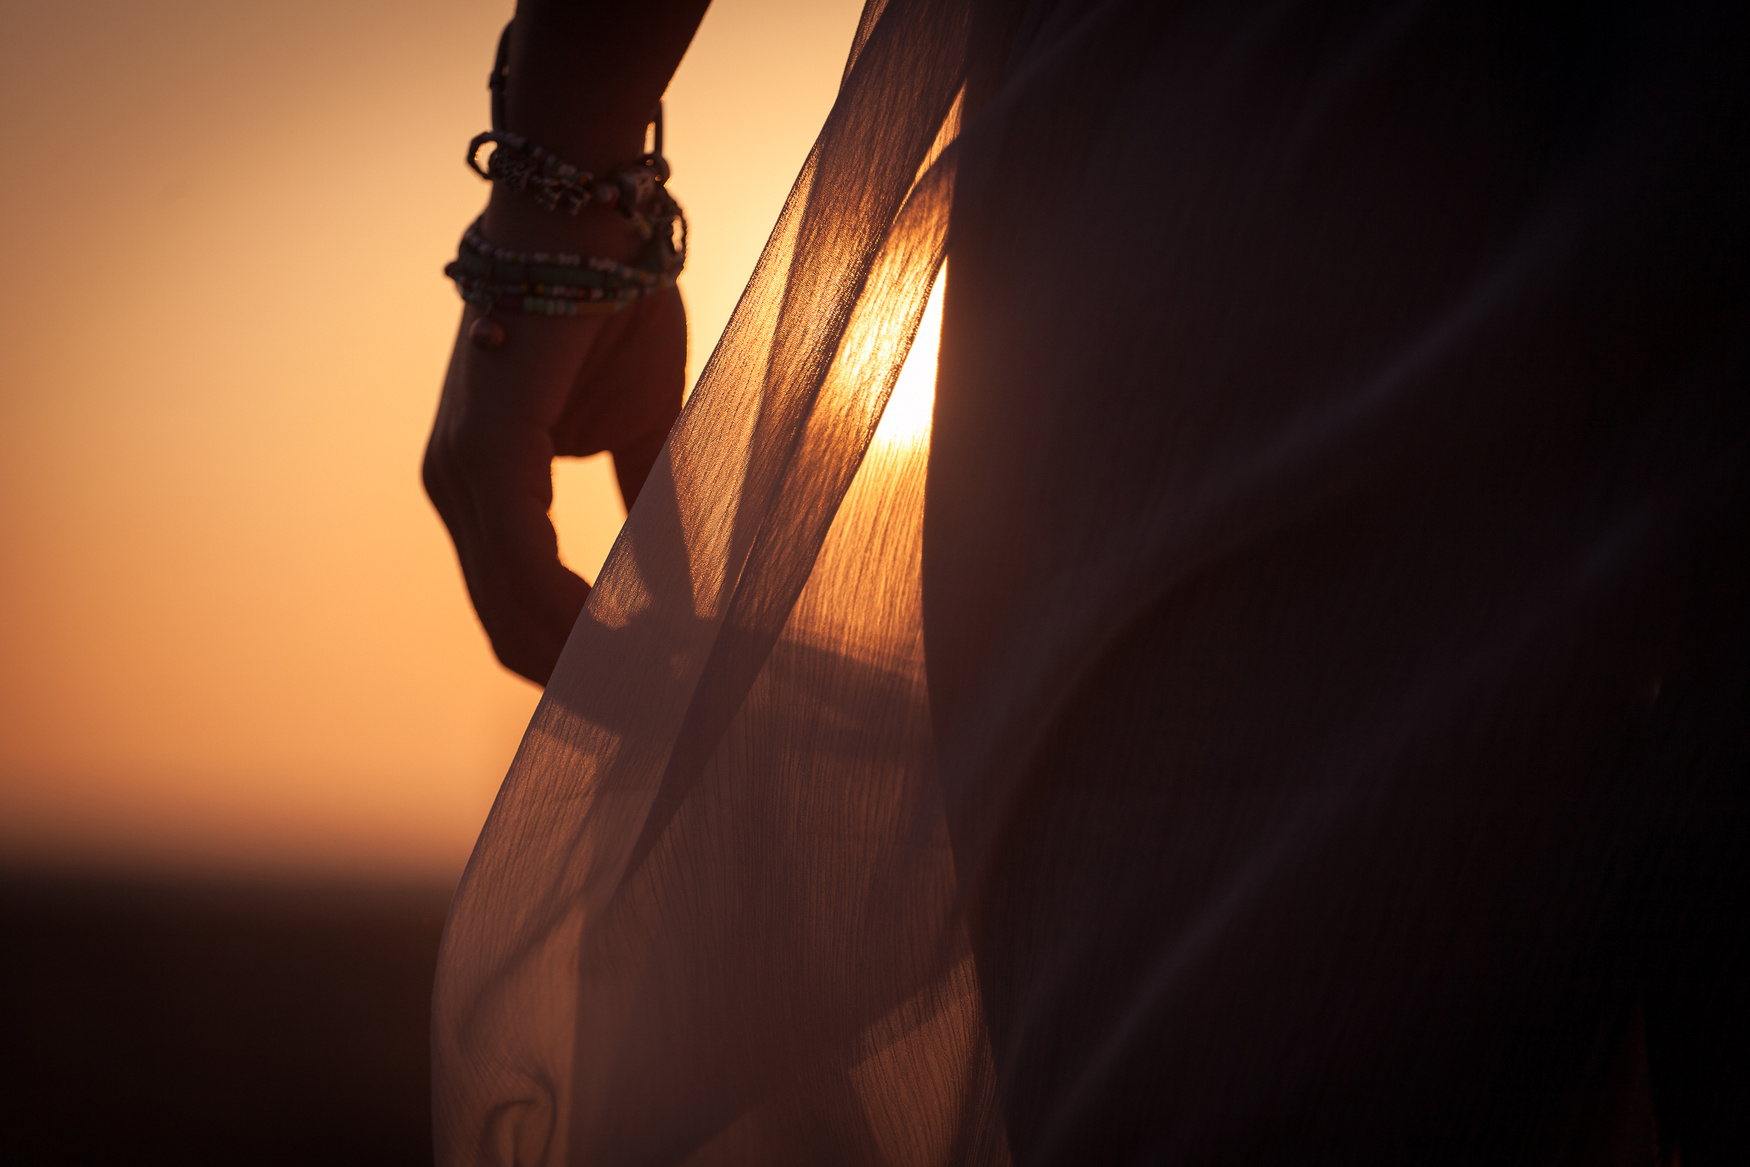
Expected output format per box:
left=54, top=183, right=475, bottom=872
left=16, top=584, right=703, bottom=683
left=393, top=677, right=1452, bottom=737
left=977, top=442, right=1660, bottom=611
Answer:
left=872, top=271, right=944, bottom=451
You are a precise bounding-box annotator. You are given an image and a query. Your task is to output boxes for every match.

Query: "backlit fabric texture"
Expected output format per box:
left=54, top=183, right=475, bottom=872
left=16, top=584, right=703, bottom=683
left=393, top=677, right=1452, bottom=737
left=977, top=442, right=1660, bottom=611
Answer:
left=433, top=1, right=996, bottom=1162
left=433, top=0, right=1750, bottom=1163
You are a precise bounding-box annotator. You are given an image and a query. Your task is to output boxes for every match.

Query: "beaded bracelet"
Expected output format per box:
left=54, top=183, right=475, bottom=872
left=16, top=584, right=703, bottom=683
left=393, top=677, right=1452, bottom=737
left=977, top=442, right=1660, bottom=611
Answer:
left=449, top=276, right=658, bottom=317
left=445, top=212, right=685, bottom=334
left=468, top=130, right=677, bottom=239
left=457, top=217, right=684, bottom=281
left=457, top=23, right=683, bottom=343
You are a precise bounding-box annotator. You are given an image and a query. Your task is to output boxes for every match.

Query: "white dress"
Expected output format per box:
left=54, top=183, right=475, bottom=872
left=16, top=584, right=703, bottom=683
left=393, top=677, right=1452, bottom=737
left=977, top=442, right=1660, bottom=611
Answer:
left=433, top=0, right=1750, bottom=1161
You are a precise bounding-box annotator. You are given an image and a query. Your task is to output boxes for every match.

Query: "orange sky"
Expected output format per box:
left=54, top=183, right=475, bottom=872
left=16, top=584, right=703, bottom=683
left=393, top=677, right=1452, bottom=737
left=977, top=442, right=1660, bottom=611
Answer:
left=0, top=0, right=892, bottom=879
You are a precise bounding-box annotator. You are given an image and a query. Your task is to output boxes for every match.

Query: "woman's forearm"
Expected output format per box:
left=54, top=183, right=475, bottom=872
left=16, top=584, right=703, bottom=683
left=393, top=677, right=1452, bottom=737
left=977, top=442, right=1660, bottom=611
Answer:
left=483, top=0, right=712, bottom=254
left=502, top=0, right=711, bottom=170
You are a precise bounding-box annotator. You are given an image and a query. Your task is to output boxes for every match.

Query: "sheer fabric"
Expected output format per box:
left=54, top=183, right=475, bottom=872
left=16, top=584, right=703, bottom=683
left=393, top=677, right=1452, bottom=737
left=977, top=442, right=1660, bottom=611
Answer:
left=434, top=0, right=1750, bottom=1163
left=433, top=1, right=997, bottom=1162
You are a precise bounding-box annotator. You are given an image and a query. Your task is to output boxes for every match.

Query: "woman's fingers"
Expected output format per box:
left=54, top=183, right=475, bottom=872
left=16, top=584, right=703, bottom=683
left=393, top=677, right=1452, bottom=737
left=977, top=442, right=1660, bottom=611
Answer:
left=606, top=291, right=686, bottom=509
left=423, top=295, right=687, bottom=684
left=425, top=308, right=601, bottom=683
left=552, top=290, right=687, bottom=509
left=459, top=478, right=590, bottom=684
left=611, top=428, right=672, bottom=513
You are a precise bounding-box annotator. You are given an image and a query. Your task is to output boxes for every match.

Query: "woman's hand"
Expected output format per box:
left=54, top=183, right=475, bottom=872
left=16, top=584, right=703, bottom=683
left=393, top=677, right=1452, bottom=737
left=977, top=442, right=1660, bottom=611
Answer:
left=423, top=288, right=685, bottom=685
left=423, top=0, right=711, bottom=685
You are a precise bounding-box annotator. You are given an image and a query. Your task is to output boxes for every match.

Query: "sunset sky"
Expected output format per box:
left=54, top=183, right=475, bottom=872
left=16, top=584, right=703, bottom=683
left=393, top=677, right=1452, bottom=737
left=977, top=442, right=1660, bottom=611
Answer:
left=0, top=0, right=931, bottom=878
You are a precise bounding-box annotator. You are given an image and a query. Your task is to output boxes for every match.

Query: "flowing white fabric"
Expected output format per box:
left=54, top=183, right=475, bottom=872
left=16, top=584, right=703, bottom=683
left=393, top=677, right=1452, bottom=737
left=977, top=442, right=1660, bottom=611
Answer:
left=432, top=0, right=1750, bottom=1161
left=432, top=2, right=1003, bottom=1162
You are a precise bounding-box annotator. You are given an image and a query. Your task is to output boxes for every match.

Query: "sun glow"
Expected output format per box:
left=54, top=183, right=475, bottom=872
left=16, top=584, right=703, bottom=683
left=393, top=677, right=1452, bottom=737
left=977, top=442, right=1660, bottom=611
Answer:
left=0, top=0, right=869, bottom=878
left=872, top=272, right=945, bottom=452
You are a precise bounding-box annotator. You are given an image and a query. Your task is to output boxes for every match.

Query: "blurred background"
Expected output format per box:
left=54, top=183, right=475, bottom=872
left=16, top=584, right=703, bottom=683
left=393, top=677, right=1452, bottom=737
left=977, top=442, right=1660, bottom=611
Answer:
left=0, top=0, right=865, bottom=1160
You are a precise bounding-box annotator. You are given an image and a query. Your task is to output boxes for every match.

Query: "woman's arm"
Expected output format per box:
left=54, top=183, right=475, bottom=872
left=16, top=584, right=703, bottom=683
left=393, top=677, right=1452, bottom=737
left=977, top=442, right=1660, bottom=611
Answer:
left=484, top=0, right=711, bottom=255
left=423, top=0, right=711, bottom=686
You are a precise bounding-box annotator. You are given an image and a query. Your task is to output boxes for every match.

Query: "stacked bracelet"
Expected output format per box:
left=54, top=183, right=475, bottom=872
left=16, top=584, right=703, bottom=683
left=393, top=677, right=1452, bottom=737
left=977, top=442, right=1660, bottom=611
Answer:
left=454, top=24, right=683, bottom=338
left=444, top=213, right=685, bottom=318
left=468, top=130, right=678, bottom=240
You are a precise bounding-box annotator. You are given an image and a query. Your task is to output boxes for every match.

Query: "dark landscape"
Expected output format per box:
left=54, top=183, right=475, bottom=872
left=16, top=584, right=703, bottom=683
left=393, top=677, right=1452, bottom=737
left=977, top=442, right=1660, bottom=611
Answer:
left=0, top=869, right=452, bottom=1166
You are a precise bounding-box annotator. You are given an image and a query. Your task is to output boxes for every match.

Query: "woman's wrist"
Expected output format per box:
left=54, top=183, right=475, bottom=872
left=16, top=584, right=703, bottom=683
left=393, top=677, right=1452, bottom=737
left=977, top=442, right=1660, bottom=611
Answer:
left=459, top=0, right=710, bottom=283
